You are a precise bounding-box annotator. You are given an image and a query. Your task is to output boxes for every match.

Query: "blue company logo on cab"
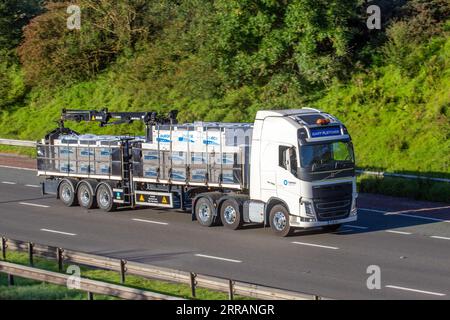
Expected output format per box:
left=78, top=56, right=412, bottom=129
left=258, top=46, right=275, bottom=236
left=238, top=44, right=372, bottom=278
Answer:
left=283, top=179, right=296, bottom=186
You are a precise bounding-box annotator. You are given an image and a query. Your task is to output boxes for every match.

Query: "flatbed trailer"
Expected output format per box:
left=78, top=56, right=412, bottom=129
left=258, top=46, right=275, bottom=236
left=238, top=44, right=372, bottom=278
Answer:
left=38, top=108, right=357, bottom=236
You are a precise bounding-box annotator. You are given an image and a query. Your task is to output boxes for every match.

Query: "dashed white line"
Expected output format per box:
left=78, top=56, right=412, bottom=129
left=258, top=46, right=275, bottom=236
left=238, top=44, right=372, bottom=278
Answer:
left=360, top=208, right=387, bottom=214
left=390, top=206, right=450, bottom=214
left=361, top=207, right=450, bottom=223
left=385, top=212, right=450, bottom=223
left=344, top=225, right=368, bottom=230
left=386, top=285, right=446, bottom=297
left=25, top=184, right=40, bottom=188
left=132, top=218, right=169, bottom=226
left=385, top=230, right=412, bottom=235
left=19, top=202, right=49, bottom=208
left=430, top=236, right=450, bottom=241
left=195, top=254, right=242, bottom=263
left=2, top=181, right=16, bottom=185
left=40, top=229, right=77, bottom=236
left=292, top=241, right=339, bottom=250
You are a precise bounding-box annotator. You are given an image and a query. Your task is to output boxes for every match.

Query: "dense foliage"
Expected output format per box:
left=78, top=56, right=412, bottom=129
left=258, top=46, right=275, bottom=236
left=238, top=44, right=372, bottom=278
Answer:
left=0, top=0, right=448, bottom=176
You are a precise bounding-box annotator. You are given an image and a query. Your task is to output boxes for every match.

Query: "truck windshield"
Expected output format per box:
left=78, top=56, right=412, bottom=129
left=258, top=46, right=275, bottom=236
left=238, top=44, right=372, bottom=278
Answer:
left=300, top=141, right=354, bottom=171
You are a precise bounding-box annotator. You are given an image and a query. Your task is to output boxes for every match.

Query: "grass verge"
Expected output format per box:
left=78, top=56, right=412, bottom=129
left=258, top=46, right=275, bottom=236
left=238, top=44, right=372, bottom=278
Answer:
left=0, top=251, right=249, bottom=300
left=0, top=145, right=35, bottom=158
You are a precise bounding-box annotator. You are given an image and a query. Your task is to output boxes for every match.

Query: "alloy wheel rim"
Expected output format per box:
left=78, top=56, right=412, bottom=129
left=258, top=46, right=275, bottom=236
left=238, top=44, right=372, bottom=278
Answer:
left=61, top=185, right=71, bottom=202
left=80, top=186, right=90, bottom=205
left=223, top=206, right=236, bottom=224
left=99, top=189, right=110, bottom=207
left=273, top=212, right=287, bottom=231
left=198, top=203, right=210, bottom=222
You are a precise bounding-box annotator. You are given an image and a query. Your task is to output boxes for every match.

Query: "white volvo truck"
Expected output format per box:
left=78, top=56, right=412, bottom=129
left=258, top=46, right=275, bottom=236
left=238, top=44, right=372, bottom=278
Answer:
left=38, top=108, right=357, bottom=236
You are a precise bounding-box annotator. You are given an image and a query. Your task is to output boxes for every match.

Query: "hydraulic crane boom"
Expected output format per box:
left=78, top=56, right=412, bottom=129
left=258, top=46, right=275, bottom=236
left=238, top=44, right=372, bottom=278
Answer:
left=50, top=108, right=178, bottom=142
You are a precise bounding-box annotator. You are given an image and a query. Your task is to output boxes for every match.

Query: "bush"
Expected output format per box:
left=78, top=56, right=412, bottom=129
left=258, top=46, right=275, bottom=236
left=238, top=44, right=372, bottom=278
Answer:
left=358, top=175, right=450, bottom=203
left=0, top=51, right=26, bottom=110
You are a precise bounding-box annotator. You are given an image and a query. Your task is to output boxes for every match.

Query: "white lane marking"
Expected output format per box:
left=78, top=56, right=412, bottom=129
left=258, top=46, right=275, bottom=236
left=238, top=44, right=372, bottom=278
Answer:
left=292, top=241, right=339, bottom=250
left=0, top=165, right=35, bottom=172
left=361, top=207, right=450, bottom=223
left=195, top=254, right=242, bottom=263
left=386, top=285, right=446, bottom=297
left=430, top=236, right=450, bottom=241
left=132, top=218, right=168, bottom=226
left=344, top=225, right=368, bottom=230
left=2, top=181, right=16, bottom=185
left=25, top=184, right=40, bottom=188
left=359, top=208, right=386, bottom=213
left=385, top=212, right=450, bottom=223
left=19, top=202, right=50, bottom=208
left=390, top=206, right=450, bottom=214
left=385, top=230, right=412, bottom=235
left=40, top=229, right=77, bottom=236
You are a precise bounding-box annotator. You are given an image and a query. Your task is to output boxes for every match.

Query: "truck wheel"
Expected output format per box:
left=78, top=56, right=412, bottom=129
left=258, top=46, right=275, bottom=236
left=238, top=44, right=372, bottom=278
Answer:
left=59, top=180, right=77, bottom=207
left=77, top=182, right=97, bottom=209
left=96, top=184, right=117, bottom=212
left=322, top=224, right=342, bottom=232
left=220, top=200, right=243, bottom=230
left=269, top=205, right=294, bottom=237
left=195, top=197, right=216, bottom=227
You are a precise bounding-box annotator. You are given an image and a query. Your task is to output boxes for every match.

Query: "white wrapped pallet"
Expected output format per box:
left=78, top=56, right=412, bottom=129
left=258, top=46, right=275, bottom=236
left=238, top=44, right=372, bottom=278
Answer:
left=136, top=122, right=253, bottom=188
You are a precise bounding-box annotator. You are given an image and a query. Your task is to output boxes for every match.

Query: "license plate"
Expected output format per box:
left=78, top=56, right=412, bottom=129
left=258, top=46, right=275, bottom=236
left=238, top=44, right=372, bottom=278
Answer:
left=327, top=220, right=340, bottom=225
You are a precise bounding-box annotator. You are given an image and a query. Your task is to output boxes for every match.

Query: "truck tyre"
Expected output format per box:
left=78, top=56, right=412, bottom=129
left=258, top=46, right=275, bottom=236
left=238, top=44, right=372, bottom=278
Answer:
left=220, top=200, right=243, bottom=230
left=77, top=182, right=97, bottom=209
left=269, top=205, right=294, bottom=237
left=195, top=197, right=216, bottom=227
left=59, top=180, right=78, bottom=207
left=96, top=184, right=117, bottom=212
left=322, top=224, right=342, bottom=232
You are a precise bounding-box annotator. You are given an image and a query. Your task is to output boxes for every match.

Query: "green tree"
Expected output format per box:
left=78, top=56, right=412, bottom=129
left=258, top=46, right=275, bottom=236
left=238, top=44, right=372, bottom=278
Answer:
left=209, top=0, right=360, bottom=89
left=0, top=0, right=43, bottom=50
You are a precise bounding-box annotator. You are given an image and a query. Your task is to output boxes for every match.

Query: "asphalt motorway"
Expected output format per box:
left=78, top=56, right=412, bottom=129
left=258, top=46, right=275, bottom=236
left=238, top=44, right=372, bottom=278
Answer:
left=0, top=165, right=449, bottom=299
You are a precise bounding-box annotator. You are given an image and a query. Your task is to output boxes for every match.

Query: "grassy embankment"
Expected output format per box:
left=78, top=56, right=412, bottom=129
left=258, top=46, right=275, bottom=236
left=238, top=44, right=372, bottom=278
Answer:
left=0, top=251, right=247, bottom=300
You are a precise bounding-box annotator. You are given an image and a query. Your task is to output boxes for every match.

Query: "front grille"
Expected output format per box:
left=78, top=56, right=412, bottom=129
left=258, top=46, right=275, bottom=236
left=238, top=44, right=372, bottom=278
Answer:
left=312, top=183, right=352, bottom=221
left=314, top=198, right=351, bottom=221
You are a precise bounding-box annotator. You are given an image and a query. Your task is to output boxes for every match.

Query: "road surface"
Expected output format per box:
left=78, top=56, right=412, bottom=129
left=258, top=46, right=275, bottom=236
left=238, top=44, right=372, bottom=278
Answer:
left=0, top=165, right=449, bottom=299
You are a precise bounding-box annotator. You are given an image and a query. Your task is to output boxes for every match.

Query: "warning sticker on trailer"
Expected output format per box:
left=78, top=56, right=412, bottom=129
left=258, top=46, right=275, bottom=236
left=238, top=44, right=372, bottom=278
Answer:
left=136, top=193, right=172, bottom=207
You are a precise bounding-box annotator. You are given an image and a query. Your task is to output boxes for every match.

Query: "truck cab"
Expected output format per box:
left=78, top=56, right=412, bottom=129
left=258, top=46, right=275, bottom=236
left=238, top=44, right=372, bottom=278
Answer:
left=249, top=108, right=357, bottom=236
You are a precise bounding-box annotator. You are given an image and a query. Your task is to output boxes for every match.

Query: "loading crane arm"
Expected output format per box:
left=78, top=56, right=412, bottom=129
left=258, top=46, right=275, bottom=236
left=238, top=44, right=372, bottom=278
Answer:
left=47, top=108, right=178, bottom=142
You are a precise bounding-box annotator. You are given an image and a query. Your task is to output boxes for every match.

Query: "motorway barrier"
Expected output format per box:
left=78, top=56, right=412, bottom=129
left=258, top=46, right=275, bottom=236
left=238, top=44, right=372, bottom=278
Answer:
left=1, top=237, right=323, bottom=300
left=0, top=139, right=36, bottom=148
left=0, top=260, right=184, bottom=300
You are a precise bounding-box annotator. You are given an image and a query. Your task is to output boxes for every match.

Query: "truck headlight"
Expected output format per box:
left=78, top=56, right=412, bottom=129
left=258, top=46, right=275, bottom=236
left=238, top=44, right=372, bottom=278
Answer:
left=302, top=201, right=315, bottom=218
left=350, top=198, right=357, bottom=216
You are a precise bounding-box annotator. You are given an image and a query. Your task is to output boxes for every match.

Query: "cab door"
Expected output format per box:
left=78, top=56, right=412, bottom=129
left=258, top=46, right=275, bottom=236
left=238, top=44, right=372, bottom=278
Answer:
left=259, top=141, right=278, bottom=200
left=276, top=145, right=300, bottom=212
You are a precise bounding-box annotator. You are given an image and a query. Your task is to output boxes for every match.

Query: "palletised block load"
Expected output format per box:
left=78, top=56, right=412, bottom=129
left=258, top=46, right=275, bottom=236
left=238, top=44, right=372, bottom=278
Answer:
left=134, top=122, right=253, bottom=188
left=37, top=135, right=141, bottom=178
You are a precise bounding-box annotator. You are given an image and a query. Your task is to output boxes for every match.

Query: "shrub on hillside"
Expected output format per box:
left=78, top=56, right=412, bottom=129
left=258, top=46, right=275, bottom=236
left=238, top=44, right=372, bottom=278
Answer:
left=18, top=0, right=174, bottom=87
left=0, top=51, right=26, bottom=110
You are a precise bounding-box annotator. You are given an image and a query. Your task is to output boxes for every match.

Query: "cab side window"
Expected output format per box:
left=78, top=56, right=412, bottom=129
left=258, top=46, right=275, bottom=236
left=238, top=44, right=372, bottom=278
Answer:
left=279, top=146, right=298, bottom=176
left=279, top=146, right=289, bottom=169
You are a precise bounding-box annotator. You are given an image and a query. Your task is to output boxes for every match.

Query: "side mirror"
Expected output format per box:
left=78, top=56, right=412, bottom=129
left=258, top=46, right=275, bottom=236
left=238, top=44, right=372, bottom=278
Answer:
left=283, top=149, right=292, bottom=172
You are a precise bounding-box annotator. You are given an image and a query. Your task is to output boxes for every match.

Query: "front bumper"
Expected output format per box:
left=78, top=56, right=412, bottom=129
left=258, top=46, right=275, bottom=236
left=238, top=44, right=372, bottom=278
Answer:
left=289, top=213, right=357, bottom=228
